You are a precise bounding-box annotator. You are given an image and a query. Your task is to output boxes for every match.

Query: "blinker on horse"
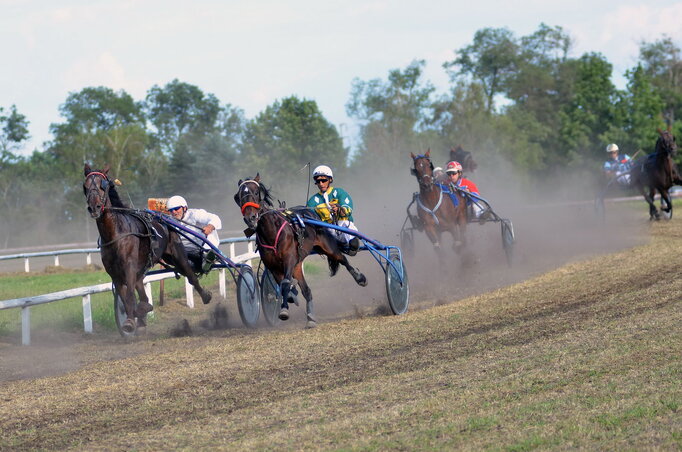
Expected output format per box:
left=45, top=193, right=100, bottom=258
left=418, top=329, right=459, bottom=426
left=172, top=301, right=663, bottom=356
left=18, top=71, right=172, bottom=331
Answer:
left=83, top=163, right=212, bottom=336
left=234, top=174, right=367, bottom=329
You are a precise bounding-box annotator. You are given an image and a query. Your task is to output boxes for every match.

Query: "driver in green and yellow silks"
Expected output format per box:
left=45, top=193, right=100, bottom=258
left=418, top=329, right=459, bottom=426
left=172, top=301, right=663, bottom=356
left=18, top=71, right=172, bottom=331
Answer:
left=306, top=165, right=360, bottom=255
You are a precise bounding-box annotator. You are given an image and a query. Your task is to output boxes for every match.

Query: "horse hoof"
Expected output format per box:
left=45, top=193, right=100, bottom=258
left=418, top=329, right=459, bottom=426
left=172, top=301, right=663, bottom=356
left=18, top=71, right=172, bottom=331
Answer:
left=201, top=291, right=212, bottom=305
left=356, top=273, right=368, bottom=287
left=287, top=294, right=299, bottom=307
left=136, top=317, right=147, bottom=327
left=122, top=318, right=136, bottom=334
left=134, top=301, right=153, bottom=317
left=279, top=308, right=289, bottom=321
left=305, top=320, right=317, bottom=329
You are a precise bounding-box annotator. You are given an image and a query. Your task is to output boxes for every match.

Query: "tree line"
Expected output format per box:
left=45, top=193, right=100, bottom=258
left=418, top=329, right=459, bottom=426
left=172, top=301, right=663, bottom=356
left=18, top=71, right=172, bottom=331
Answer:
left=1, top=24, right=680, bottom=248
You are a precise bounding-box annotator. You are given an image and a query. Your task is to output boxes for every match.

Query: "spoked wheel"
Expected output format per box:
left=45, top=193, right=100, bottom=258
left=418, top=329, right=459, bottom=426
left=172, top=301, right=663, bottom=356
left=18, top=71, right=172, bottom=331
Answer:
left=501, top=219, right=515, bottom=267
left=236, top=266, right=260, bottom=328
left=260, top=268, right=282, bottom=326
left=385, top=249, right=409, bottom=315
left=400, top=229, right=414, bottom=259
left=112, top=287, right=136, bottom=338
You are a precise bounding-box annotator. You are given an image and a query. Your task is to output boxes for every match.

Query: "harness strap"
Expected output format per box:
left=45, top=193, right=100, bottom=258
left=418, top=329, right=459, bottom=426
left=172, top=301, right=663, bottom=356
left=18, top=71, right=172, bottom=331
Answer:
left=257, top=220, right=288, bottom=256
left=416, top=189, right=443, bottom=226
left=99, top=231, right=152, bottom=248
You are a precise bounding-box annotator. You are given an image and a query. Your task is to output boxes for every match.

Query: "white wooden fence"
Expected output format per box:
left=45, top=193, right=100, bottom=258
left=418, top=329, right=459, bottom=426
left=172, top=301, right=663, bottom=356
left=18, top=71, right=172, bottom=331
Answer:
left=0, top=238, right=257, bottom=345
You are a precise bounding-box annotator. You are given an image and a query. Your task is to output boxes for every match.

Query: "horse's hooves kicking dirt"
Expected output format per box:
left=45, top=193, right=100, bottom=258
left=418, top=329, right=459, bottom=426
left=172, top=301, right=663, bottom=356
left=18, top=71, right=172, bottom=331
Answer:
left=122, top=318, right=136, bottom=334
left=306, top=320, right=317, bottom=329
left=135, top=301, right=153, bottom=317
left=201, top=291, right=212, bottom=305
left=279, top=308, right=289, bottom=321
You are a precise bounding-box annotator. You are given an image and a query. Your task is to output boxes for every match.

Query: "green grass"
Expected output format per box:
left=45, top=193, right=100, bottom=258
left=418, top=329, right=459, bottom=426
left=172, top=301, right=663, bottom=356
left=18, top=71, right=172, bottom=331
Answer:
left=0, top=267, right=224, bottom=336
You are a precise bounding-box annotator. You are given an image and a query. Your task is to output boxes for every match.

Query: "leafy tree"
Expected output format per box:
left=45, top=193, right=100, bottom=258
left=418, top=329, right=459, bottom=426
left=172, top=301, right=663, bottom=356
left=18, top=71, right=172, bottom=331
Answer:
left=558, top=53, right=616, bottom=164
left=347, top=60, right=435, bottom=172
left=0, top=105, right=30, bottom=156
left=638, top=36, right=682, bottom=124
left=604, top=65, right=665, bottom=153
left=242, top=96, right=345, bottom=194
left=444, top=28, right=519, bottom=113
left=46, top=87, right=149, bottom=228
left=145, top=79, right=221, bottom=155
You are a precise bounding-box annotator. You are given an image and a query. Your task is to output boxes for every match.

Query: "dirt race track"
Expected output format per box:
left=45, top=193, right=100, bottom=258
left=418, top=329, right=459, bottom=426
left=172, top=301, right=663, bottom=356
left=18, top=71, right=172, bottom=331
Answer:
left=0, top=203, right=680, bottom=450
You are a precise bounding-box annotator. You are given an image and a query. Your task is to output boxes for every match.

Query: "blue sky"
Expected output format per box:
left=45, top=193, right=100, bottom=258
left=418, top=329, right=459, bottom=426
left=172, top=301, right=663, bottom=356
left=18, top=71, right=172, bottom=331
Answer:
left=2, top=0, right=681, bottom=155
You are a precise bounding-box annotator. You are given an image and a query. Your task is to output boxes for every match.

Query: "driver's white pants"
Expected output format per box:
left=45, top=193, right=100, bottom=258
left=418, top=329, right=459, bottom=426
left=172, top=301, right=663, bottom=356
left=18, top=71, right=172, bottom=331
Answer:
left=333, top=219, right=358, bottom=243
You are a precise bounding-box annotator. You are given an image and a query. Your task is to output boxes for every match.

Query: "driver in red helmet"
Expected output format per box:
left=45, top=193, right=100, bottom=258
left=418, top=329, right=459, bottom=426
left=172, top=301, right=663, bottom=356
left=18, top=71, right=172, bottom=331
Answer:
left=445, top=161, right=490, bottom=222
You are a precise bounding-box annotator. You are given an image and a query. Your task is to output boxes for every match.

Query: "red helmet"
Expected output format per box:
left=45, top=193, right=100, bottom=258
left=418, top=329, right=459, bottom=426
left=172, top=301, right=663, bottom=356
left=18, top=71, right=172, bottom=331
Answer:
left=445, top=161, right=462, bottom=173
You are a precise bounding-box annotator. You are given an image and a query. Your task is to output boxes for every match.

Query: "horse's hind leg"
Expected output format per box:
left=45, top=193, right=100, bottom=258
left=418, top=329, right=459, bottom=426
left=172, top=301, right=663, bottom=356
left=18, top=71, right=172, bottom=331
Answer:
left=318, top=234, right=367, bottom=286
left=660, top=189, right=673, bottom=219
left=293, top=264, right=316, bottom=328
left=167, top=241, right=212, bottom=304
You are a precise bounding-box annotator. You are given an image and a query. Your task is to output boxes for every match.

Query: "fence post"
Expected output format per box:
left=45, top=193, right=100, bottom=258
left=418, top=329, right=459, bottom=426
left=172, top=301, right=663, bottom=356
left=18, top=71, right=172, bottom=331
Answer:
left=229, top=243, right=236, bottom=260
left=219, top=268, right=226, bottom=298
left=247, top=241, right=254, bottom=267
left=54, top=255, right=60, bottom=267
left=185, top=277, right=194, bottom=308
left=144, top=283, right=154, bottom=318
left=82, top=294, right=93, bottom=333
left=21, top=306, right=30, bottom=345
left=86, top=253, right=92, bottom=266
left=24, top=257, right=30, bottom=273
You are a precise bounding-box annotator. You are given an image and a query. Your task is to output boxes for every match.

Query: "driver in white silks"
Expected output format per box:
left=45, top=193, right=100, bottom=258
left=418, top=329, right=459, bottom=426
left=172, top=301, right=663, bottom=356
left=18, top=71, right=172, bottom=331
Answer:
left=167, top=195, right=222, bottom=272
left=306, top=165, right=361, bottom=256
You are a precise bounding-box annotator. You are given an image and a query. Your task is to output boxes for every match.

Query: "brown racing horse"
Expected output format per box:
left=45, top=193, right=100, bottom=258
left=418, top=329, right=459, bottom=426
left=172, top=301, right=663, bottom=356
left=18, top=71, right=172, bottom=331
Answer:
left=234, top=174, right=367, bottom=328
left=411, top=150, right=468, bottom=263
left=630, top=127, right=678, bottom=220
left=83, top=164, right=211, bottom=335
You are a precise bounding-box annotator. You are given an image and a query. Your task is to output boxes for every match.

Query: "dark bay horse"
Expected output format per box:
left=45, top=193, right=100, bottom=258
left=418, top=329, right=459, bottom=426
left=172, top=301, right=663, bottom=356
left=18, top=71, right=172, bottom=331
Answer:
left=449, top=145, right=478, bottom=173
left=411, top=150, right=468, bottom=262
left=234, top=174, right=367, bottom=328
left=84, top=164, right=211, bottom=334
left=630, top=128, right=678, bottom=220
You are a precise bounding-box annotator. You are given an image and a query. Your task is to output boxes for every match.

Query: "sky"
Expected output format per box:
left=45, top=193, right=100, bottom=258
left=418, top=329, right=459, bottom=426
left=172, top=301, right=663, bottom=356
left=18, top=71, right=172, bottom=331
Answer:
left=2, top=0, right=682, bottom=156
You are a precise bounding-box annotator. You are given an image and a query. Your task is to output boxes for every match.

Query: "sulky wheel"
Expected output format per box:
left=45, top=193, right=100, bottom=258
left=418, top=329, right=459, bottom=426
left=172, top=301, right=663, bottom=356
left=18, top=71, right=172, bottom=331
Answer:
left=384, top=249, right=409, bottom=315
left=501, top=219, right=515, bottom=267
left=236, top=265, right=260, bottom=328
left=260, top=268, right=282, bottom=326
left=112, top=286, right=135, bottom=338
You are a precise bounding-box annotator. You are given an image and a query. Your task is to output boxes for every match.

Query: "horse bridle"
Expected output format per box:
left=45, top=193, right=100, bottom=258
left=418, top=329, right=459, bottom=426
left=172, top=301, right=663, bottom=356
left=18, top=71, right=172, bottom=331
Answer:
left=237, top=179, right=265, bottom=219
left=84, top=171, right=110, bottom=214
left=411, top=155, right=434, bottom=189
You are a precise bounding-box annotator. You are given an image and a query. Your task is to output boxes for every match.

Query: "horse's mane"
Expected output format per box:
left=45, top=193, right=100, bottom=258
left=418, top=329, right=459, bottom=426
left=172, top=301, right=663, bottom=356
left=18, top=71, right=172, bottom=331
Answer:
left=259, top=181, right=274, bottom=207
left=108, top=184, right=127, bottom=208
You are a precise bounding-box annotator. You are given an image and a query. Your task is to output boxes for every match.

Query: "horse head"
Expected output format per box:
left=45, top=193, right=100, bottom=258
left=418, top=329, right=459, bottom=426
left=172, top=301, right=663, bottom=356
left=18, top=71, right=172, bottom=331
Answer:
left=656, top=128, right=677, bottom=157
left=83, top=163, right=112, bottom=219
left=234, top=173, right=273, bottom=229
left=410, top=150, right=434, bottom=190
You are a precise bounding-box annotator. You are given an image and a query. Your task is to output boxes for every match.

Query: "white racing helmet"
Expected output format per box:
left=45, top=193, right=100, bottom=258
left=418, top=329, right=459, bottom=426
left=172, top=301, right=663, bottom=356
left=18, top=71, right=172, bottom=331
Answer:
left=605, top=143, right=619, bottom=153
left=313, top=165, right=334, bottom=180
left=167, top=195, right=188, bottom=210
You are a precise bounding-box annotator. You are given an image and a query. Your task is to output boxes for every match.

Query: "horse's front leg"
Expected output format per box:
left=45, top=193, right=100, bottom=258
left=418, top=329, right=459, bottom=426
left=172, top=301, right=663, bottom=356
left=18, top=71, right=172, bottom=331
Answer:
left=278, top=255, right=299, bottom=321
left=293, top=263, right=316, bottom=328
left=119, top=279, right=137, bottom=334
left=134, top=280, right=153, bottom=327
left=166, top=242, right=212, bottom=304
left=642, top=186, right=659, bottom=220
left=424, top=224, right=446, bottom=264
left=660, top=188, right=673, bottom=219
